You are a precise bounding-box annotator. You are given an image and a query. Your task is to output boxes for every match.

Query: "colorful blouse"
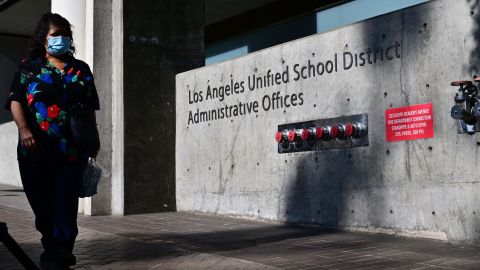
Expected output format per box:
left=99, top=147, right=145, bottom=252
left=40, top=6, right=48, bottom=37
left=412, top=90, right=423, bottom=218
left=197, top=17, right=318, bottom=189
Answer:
left=4, top=56, right=100, bottom=163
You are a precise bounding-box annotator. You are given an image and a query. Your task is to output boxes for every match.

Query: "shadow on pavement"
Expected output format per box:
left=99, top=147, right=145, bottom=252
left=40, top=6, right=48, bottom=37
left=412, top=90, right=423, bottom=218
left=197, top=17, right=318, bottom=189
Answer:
left=138, top=225, right=339, bottom=252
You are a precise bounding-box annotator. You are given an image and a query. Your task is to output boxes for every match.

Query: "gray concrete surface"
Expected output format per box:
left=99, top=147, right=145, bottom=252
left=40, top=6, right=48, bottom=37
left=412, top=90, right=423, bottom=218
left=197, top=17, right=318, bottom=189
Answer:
left=176, top=0, right=480, bottom=242
left=123, top=0, right=204, bottom=214
left=1, top=184, right=480, bottom=270
left=0, top=35, right=29, bottom=187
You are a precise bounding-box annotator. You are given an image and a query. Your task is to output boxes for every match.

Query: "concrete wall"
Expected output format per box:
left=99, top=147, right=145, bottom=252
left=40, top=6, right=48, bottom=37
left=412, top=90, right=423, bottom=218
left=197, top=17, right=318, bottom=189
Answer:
left=0, top=36, right=30, bottom=187
left=0, top=0, right=50, bottom=188
left=123, top=0, right=204, bottom=214
left=176, top=0, right=480, bottom=242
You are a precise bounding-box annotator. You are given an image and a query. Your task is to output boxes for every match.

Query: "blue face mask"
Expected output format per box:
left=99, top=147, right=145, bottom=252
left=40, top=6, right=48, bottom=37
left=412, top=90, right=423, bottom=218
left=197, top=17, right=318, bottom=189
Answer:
left=46, top=36, right=71, bottom=56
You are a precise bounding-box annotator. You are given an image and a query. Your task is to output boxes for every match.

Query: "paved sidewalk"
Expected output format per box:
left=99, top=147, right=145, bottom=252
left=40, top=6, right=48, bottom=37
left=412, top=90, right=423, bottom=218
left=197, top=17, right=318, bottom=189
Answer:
left=1, top=184, right=480, bottom=270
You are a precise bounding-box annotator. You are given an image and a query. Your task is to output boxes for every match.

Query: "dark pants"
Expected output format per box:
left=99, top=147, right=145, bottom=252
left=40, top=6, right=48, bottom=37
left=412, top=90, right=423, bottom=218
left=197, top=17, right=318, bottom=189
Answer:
left=18, top=155, right=88, bottom=254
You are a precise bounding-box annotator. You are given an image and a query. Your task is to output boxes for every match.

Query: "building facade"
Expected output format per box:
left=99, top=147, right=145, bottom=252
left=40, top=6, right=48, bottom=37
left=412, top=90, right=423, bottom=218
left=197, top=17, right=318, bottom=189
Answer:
left=2, top=0, right=480, bottom=242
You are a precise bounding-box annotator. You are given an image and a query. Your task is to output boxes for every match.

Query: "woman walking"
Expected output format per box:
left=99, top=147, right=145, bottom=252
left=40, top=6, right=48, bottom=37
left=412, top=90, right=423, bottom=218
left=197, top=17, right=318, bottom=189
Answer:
left=4, top=13, right=100, bottom=268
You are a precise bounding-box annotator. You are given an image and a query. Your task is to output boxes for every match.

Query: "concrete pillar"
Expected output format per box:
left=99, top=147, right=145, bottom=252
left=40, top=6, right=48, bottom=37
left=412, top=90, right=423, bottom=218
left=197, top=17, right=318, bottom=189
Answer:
left=52, top=0, right=123, bottom=216
left=89, top=0, right=123, bottom=216
left=111, top=0, right=124, bottom=216
left=123, top=0, right=204, bottom=214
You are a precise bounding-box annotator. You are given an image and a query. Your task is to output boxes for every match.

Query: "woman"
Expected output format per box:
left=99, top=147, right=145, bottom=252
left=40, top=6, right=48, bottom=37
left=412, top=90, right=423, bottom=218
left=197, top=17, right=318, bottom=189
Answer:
left=4, top=13, right=100, bottom=268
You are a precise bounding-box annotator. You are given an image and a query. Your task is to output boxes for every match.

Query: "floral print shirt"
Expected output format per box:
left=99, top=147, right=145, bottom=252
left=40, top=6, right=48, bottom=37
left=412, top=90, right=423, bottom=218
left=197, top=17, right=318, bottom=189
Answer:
left=4, top=56, right=100, bottom=163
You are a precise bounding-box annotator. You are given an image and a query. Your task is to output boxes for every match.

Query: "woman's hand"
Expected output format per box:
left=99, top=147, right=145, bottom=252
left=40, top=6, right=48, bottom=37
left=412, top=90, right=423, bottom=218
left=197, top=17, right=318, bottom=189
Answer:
left=19, top=126, right=36, bottom=150
left=10, top=101, right=36, bottom=151
left=11, top=101, right=36, bottom=150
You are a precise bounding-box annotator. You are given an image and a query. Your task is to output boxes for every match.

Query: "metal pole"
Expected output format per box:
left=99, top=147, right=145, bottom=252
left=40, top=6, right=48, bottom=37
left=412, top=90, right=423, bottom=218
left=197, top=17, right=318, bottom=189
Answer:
left=0, top=222, right=39, bottom=270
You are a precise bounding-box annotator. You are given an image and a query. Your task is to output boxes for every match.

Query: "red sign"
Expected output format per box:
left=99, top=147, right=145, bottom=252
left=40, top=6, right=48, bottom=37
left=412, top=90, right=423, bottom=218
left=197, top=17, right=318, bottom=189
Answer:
left=385, top=103, right=434, bottom=142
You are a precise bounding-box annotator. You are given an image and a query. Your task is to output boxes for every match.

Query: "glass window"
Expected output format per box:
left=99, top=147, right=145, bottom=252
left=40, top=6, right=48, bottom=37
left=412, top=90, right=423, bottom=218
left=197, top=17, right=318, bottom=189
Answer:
left=206, top=0, right=430, bottom=65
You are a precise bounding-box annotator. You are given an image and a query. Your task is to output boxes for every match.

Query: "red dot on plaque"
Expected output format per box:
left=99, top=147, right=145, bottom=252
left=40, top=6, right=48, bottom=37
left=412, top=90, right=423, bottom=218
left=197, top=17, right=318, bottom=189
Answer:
left=275, top=131, right=284, bottom=143
left=288, top=130, right=296, bottom=142
left=330, top=125, right=340, bottom=138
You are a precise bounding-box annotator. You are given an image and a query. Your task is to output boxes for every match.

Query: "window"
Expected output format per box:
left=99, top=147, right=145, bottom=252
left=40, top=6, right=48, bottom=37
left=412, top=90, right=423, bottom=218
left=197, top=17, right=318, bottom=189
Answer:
left=206, top=0, right=429, bottom=65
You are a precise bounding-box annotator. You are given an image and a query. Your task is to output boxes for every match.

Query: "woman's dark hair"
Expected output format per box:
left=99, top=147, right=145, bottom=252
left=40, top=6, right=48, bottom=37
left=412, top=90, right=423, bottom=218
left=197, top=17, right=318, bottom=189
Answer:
left=27, top=12, right=75, bottom=59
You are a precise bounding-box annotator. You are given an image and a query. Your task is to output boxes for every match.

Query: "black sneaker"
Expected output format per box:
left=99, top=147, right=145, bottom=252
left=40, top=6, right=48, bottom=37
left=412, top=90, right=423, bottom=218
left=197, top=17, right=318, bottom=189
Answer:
left=40, top=251, right=54, bottom=262
left=55, top=248, right=76, bottom=267
left=40, top=251, right=56, bottom=269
